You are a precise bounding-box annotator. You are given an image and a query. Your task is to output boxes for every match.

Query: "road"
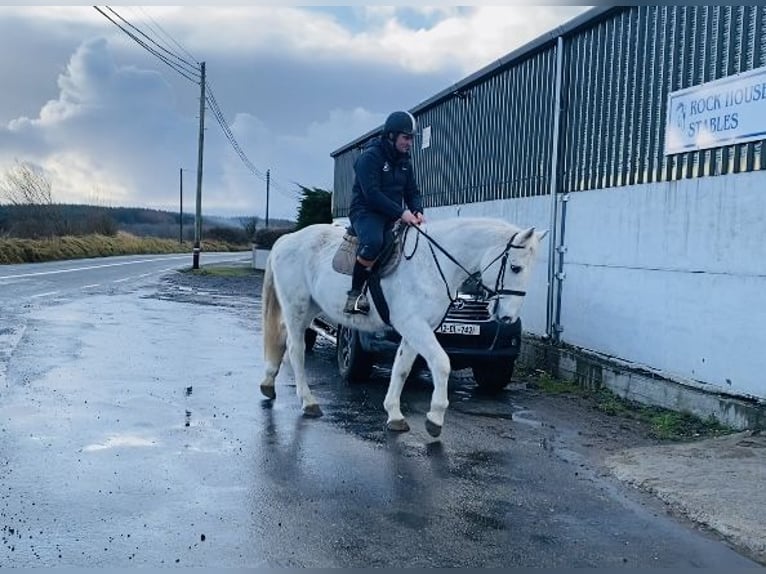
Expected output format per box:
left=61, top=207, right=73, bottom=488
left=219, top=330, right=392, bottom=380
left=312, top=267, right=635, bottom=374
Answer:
left=0, top=252, right=246, bottom=300
left=0, top=256, right=760, bottom=567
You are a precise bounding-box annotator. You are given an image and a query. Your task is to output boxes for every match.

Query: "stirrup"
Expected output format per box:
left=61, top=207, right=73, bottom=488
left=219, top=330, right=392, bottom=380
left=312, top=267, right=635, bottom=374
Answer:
left=344, top=289, right=370, bottom=315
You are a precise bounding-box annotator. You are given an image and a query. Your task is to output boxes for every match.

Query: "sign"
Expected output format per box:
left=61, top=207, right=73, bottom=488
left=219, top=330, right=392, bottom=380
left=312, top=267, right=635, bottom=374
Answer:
left=664, top=65, right=766, bottom=155
left=421, top=125, right=431, bottom=150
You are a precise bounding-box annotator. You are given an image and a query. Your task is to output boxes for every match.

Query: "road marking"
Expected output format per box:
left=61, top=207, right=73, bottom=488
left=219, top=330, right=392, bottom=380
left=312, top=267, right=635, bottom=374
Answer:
left=0, top=255, right=191, bottom=280
left=30, top=291, right=60, bottom=298
left=0, top=253, right=249, bottom=281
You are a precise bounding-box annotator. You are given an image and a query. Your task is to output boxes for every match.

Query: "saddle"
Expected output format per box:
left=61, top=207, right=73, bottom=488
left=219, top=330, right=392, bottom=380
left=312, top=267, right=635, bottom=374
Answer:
left=331, top=222, right=404, bottom=277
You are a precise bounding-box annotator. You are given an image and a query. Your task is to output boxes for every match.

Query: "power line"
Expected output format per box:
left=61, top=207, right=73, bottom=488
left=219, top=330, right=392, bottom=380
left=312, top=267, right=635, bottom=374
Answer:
left=104, top=7, right=199, bottom=74
left=94, top=6, right=300, bottom=203
left=205, top=83, right=300, bottom=200
left=93, top=6, right=200, bottom=84
left=135, top=6, right=199, bottom=65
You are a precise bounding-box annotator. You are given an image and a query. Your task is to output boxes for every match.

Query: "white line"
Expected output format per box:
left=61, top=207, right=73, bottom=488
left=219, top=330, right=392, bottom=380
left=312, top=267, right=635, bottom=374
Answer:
left=30, top=291, right=60, bottom=298
left=113, top=277, right=131, bottom=283
left=82, top=284, right=100, bottom=289
left=0, top=255, right=191, bottom=280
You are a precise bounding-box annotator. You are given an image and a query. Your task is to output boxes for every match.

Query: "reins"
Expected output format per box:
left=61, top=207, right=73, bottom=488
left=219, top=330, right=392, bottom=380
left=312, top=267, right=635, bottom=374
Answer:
left=402, top=223, right=528, bottom=303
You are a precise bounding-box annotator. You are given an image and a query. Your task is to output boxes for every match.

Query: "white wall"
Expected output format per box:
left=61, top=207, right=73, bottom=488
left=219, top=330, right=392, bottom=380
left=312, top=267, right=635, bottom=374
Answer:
left=429, top=197, right=552, bottom=337
left=343, top=171, right=765, bottom=403
left=561, top=172, right=765, bottom=400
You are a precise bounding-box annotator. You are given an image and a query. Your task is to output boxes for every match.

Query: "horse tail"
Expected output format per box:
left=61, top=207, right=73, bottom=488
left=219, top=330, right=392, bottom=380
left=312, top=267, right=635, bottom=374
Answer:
left=260, top=254, right=286, bottom=396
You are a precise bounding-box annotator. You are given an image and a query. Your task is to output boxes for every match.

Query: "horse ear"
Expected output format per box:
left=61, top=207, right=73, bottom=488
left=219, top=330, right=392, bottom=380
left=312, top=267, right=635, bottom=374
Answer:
left=536, top=229, right=549, bottom=242
left=517, top=227, right=535, bottom=244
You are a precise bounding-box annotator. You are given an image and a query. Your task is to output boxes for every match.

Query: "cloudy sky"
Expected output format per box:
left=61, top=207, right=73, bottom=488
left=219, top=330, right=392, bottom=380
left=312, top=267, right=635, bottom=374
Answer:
left=0, top=5, right=590, bottom=220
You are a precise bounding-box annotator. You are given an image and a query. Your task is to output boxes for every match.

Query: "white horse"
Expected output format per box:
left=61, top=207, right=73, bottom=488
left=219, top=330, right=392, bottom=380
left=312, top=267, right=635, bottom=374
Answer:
left=259, top=217, right=546, bottom=437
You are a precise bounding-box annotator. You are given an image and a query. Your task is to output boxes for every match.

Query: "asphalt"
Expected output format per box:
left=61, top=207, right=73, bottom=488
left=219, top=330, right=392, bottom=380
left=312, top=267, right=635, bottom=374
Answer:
left=195, top=260, right=766, bottom=566
left=605, top=429, right=766, bottom=565
left=187, top=261, right=766, bottom=566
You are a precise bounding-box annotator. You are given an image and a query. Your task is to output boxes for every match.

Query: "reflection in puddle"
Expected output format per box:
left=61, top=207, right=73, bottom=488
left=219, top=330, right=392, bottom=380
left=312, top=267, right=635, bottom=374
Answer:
left=512, top=409, right=542, bottom=428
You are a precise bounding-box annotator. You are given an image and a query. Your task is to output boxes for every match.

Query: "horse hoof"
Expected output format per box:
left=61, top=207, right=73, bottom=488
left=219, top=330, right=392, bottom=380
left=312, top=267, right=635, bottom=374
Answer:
left=387, top=419, right=410, bottom=432
left=260, top=384, right=276, bottom=400
left=303, top=404, right=323, bottom=418
left=425, top=419, right=442, bottom=438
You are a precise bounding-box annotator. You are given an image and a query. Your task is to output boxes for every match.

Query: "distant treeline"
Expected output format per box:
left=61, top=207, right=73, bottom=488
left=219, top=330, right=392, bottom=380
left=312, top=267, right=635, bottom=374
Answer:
left=0, top=204, right=294, bottom=244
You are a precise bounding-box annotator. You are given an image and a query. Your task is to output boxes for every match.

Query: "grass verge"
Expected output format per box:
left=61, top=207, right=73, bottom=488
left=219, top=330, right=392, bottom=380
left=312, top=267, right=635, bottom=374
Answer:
left=0, top=232, right=247, bottom=264
left=529, top=370, right=734, bottom=441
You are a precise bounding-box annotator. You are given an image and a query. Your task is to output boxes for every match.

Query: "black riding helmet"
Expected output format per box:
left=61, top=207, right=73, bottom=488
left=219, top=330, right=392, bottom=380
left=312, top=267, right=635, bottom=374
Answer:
left=384, top=110, right=417, bottom=139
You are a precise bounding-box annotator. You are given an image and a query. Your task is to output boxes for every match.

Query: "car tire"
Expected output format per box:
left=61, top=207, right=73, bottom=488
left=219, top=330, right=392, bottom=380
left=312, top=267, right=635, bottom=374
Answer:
left=304, top=328, right=318, bottom=353
left=471, top=358, right=515, bottom=393
left=337, top=324, right=374, bottom=382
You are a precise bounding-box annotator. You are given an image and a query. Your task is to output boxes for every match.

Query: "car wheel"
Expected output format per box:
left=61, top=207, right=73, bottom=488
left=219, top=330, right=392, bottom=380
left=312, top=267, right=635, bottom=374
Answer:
left=304, top=328, right=317, bottom=353
left=337, top=324, right=374, bottom=382
left=472, top=358, right=515, bottom=393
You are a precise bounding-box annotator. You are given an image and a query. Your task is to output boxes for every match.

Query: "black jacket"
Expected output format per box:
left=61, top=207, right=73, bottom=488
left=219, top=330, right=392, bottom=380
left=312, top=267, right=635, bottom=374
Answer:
left=349, top=137, right=423, bottom=221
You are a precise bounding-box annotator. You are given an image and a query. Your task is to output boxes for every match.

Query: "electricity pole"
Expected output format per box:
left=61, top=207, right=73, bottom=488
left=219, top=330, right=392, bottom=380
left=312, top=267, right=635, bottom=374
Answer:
left=265, top=169, right=270, bottom=228
left=179, top=167, right=183, bottom=244
left=192, top=61, right=206, bottom=269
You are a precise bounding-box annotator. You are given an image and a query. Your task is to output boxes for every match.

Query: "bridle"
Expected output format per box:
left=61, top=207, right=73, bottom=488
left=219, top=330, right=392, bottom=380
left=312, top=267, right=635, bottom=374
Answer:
left=403, top=224, right=528, bottom=304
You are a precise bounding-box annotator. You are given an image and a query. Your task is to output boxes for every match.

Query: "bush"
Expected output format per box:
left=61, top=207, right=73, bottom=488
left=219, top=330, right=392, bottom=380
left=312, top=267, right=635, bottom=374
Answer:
left=206, top=225, right=250, bottom=245
left=253, top=226, right=294, bottom=250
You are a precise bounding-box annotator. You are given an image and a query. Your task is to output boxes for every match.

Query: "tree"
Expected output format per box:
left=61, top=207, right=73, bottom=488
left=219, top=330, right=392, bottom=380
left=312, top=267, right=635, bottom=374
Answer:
left=239, top=215, right=260, bottom=241
left=0, top=160, right=63, bottom=237
left=0, top=160, right=53, bottom=206
left=295, top=185, right=332, bottom=230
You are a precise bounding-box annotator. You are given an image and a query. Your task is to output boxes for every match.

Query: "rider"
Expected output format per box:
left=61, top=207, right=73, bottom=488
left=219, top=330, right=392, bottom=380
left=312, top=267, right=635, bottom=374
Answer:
left=344, top=110, right=426, bottom=315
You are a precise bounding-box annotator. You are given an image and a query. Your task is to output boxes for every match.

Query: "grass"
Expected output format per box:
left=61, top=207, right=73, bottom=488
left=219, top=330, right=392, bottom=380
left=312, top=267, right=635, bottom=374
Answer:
left=530, top=370, right=735, bottom=441
left=0, top=232, right=247, bottom=264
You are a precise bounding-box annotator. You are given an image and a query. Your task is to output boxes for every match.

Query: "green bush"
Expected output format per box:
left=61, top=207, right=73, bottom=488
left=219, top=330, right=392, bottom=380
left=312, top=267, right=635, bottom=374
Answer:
left=253, top=227, right=294, bottom=249
left=206, top=225, right=250, bottom=245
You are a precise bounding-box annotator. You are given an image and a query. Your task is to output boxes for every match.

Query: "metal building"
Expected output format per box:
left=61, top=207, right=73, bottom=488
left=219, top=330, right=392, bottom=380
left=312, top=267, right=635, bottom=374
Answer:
left=330, top=6, right=766, bottom=428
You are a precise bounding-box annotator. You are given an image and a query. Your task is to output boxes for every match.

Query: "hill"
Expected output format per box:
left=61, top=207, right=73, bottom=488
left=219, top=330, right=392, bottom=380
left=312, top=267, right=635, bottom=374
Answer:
left=0, top=204, right=294, bottom=241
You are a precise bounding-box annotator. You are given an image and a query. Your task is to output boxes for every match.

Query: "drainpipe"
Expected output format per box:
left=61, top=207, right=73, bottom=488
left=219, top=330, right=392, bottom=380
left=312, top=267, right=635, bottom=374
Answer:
left=546, top=36, right=565, bottom=342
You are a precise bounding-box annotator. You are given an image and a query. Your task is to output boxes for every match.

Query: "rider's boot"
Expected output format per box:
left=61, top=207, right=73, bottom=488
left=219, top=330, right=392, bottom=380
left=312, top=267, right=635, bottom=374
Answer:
left=344, top=289, right=370, bottom=315
left=344, top=260, right=370, bottom=315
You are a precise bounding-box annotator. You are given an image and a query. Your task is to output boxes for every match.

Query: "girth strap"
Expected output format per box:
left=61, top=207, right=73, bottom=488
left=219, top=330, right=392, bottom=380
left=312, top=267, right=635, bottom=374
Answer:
left=366, top=274, right=390, bottom=326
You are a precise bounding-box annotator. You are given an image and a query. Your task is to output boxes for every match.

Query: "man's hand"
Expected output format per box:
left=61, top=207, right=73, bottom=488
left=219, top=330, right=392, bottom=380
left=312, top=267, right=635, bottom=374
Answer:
left=401, top=209, right=420, bottom=225
left=413, top=211, right=425, bottom=225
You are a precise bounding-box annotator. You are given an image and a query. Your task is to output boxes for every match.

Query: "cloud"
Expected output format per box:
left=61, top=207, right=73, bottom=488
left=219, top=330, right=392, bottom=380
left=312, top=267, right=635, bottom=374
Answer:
left=0, top=5, right=591, bottom=221
left=2, top=38, right=197, bottom=210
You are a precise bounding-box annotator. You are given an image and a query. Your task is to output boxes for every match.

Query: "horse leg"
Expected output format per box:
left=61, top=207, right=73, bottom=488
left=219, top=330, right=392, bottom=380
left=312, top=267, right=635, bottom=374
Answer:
left=423, top=344, right=450, bottom=438
left=260, top=321, right=286, bottom=400
left=260, top=258, right=286, bottom=400
left=283, top=312, right=323, bottom=418
left=383, top=340, right=419, bottom=432
left=397, top=324, right=451, bottom=438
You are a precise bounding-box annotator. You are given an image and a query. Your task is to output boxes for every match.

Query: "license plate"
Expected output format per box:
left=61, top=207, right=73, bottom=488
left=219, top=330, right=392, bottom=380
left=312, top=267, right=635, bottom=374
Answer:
left=436, top=322, right=480, bottom=336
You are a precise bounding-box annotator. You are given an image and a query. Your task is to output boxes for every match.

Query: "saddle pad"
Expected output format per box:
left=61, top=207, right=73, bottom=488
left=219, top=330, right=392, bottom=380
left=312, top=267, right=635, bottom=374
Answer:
left=331, top=232, right=403, bottom=277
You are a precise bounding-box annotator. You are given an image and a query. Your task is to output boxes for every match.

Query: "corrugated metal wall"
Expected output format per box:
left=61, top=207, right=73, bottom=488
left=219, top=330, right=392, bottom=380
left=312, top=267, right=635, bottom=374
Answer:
left=562, top=5, right=766, bottom=193
left=332, top=6, right=766, bottom=217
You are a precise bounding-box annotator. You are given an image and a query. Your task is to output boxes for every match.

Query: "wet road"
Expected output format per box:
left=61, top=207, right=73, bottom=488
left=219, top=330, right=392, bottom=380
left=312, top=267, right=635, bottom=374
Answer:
left=0, top=259, right=759, bottom=567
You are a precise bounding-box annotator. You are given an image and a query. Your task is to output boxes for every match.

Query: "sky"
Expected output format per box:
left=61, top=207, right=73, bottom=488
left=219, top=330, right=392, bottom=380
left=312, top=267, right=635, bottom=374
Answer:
left=0, top=5, right=591, bottom=220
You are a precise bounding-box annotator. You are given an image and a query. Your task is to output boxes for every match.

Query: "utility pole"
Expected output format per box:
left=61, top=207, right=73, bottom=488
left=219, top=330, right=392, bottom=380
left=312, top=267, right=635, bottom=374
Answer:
left=179, top=167, right=183, bottom=244
left=265, top=169, right=270, bottom=228
left=192, top=62, right=206, bottom=269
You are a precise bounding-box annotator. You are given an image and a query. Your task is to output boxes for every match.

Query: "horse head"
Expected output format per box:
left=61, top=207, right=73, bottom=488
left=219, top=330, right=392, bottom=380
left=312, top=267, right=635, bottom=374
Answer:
left=480, top=226, right=548, bottom=324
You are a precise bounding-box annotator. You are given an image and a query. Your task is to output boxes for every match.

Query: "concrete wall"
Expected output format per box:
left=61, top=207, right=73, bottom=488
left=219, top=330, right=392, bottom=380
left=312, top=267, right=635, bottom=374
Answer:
left=428, top=170, right=765, bottom=408
left=561, top=171, right=764, bottom=400
left=428, top=197, right=552, bottom=337
left=251, top=246, right=270, bottom=271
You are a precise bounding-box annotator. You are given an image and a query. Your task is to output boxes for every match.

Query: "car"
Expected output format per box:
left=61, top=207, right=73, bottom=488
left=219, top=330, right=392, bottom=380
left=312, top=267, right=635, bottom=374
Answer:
left=307, top=277, right=522, bottom=392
